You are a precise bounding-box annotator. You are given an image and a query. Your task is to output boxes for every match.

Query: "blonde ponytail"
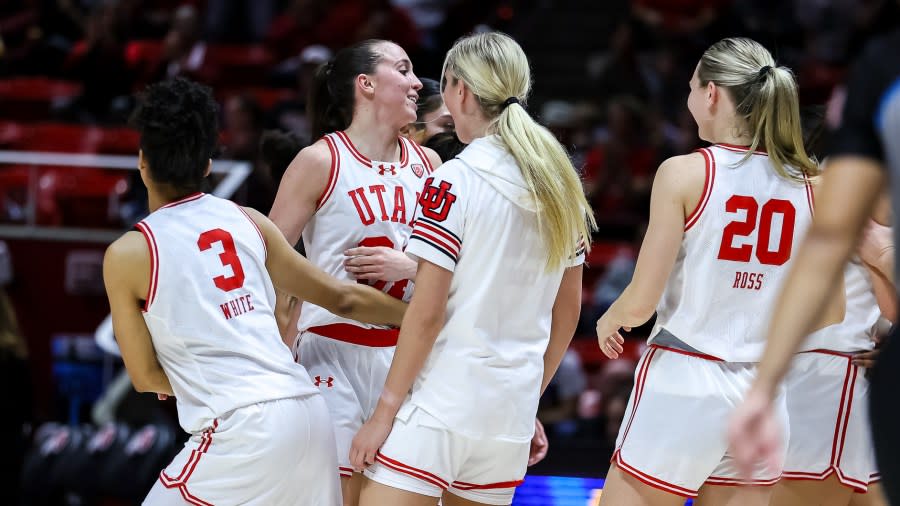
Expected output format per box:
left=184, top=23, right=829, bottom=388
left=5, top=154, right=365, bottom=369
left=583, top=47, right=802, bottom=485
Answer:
left=442, top=32, right=596, bottom=270
left=698, top=37, right=818, bottom=181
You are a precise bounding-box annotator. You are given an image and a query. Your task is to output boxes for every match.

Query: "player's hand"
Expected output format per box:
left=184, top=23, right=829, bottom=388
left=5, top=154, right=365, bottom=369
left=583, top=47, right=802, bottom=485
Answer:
left=349, top=414, right=394, bottom=472
left=857, top=220, right=893, bottom=269
left=528, top=418, right=549, bottom=466
left=596, top=315, right=629, bottom=359
left=344, top=247, right=416, bottom=282
left=853, top=334, right=884, bottom=374
left=728, top=387, right=783, bottom=477
left=157, top=394, right=169, bottom=400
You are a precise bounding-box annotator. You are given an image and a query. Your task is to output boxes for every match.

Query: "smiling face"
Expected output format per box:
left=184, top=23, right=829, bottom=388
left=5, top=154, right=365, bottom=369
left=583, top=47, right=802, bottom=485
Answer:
left=368, top=42, right=422, bottom=127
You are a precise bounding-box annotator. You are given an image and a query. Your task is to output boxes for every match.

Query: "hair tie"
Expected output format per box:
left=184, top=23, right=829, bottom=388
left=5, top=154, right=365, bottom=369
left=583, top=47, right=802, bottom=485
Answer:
left=756, top=65, right=772, bottom=83
left=502, top=96, right=520, bottom=109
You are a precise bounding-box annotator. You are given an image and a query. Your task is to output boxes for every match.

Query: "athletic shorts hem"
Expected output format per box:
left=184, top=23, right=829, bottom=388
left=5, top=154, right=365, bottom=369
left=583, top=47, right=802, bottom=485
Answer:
left=613, top=450, right=698, bottom=498
left=704, top=475, right=781, bottom=487
left=782, top=468, right=869, bottom=493
left=338, top=466, right=354, bottom=478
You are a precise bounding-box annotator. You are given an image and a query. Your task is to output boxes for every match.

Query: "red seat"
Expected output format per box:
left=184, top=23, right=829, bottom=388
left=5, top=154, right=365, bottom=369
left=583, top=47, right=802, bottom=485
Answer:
left=207, top=44, right=274, bottom=86
left=220, top=87, right=297, bottom=111
left=0, top=78, right=82, bottom=121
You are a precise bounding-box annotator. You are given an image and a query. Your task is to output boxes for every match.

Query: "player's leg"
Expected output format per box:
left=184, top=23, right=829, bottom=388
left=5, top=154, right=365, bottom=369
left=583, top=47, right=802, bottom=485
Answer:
left=850, top=482, right=889, bottom=506
left=770, top=475, right=854, bottom=506
left=599, top=463, right=687, bottom=506
left=693, top=483, right=773, bottom=506
left=359, top=477, right=439, bottom=506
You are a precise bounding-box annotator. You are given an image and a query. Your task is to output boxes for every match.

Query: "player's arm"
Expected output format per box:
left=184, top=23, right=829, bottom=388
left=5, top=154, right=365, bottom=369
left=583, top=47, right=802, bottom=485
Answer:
left=422, top=145, right=443, bottom=169
left=103, top=232, right=173, bottom=395
left=350, top=259, right=451, bottom=469
left=248, top=208, right=406, bottom=327
left=268, top=141, right=333, bottom=343
left=542, top=265, right=583, bottom=394
left=596, top=154, right=702, bottom=357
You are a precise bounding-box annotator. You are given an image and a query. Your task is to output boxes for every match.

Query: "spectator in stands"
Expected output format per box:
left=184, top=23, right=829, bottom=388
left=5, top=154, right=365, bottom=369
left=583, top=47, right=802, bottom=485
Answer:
left=316, top=0, right=421, bottom=55
left=538, top=348, right=588, bottom=438
left=0, top=241, right=31, bottom=506
left=60, top=1, right=133, bottom=122
left=144, top=4, right=217, bottom=85
left=268, top=45, right=333, bottom=141
left=264, top=0, right=332, bottom=60
left=222, top=94, right=273, bottom=213
left=205, top=0, right=276, bottom=43
left=423, top=131, right=466, bottom=161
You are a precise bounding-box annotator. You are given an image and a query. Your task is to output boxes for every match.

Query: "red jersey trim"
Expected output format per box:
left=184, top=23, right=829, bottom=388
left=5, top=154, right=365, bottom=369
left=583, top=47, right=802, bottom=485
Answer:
left=375, top=452, right=448, bottom=490
left=408, top=138, right=435, bottom=173
left=803, top=171, right=815, bottom=216
left=704, top=475, right=780, bottom=487
left=134, top=221, right=159, bottom=312
left=716, top=143, right=768, bottom=155
left=317, top=136, right=341, bottom=210
left=307, top=323, right=399, bottom=347
left=335, top=131, right=410, bottom=169
left=338, top=466, right=354, bottom=478
left=160, top=192, right=205, bottom=210
left=613, top=450, right=698, bottom=498
left=234, top=205, right=267, bottom=260
left=451, top=479, right=525, bottom=490
left=158, top=419, right=218, bottom=506
left=685, top=148, right=716, bottom=231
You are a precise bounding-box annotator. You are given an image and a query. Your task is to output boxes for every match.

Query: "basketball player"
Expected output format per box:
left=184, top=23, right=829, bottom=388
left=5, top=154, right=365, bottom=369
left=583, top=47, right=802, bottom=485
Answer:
left=728, top=27, right=900, bottom=505
left=349, top=32, right=596, bottom=506
left=595, top=38, right=843, bottom=506
left=268, top=39, right=441, bottom=505
left=105, top=78, right=408, bottom=506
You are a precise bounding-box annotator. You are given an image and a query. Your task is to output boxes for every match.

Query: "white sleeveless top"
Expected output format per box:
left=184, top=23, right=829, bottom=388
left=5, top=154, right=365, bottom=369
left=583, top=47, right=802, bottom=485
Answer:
left=137, top=193, right=317, bottom=434
left=297, top=131, right=434, bottom=342
left=650, top=144, right=814, bottom=362
left=800, top=259, right=879, bottom=353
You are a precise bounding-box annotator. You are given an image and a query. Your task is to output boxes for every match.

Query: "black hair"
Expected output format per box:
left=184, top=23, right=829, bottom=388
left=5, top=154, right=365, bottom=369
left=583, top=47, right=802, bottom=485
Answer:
left=415, top=77, right=443, bottom=123
left=259, top=129, right=306, bottom=185
left=423, top=131, right=466, bottom=162
left=130, top=77, right=219, bottom=193
left=308, top=39, right=387, bottom=141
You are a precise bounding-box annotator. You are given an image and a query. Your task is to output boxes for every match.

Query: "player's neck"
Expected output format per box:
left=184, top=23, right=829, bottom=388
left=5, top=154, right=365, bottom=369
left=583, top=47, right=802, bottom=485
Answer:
left=147, top=185, right=195, bottom=213
left=344, top=121, right=402, bottom=162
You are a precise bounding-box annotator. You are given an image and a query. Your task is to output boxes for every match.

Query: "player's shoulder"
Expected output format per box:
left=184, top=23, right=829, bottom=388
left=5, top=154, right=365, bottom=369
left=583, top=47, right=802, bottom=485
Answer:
left=656, top=151, right=707, bottom=182
left=105, top=230, right=149, bottom=268
left=293, top=138, right=334, bottom=170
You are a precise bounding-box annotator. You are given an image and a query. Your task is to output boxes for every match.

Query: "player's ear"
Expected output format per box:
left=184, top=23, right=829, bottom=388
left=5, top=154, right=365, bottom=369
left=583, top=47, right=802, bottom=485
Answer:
left=204, top=159, right=212, bottom=178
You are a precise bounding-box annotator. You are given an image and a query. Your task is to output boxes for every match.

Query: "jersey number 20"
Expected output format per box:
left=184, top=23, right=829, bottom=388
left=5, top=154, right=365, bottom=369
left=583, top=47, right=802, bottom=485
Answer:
left=717, top=196, right=796, bottom=266
left=198, top=228, right=246, bottom=291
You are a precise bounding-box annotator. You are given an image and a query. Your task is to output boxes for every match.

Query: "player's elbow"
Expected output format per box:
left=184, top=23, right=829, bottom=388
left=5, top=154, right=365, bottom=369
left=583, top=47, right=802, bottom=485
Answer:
left=332, top=283, right=361, bottom=318
left=129, top=366, right=166, bottom=394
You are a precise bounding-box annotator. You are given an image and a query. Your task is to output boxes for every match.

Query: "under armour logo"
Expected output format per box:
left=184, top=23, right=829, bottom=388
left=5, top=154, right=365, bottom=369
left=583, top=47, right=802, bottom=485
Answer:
left=378, top=164, right=397, bottom=176
left=314, top=375, right=335, bottom=388
left=419, top=177, right=457, bottom=222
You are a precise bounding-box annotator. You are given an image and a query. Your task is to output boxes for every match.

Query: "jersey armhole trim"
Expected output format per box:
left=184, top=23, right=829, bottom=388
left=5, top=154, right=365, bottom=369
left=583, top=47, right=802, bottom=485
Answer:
left=408, top=138, right=434, bottom=173
left=803, top=172, right=815, bottom=215
left=684, top=148, right=715, bottom=231
left=134, top=221, right=159, bottom=313
left=234, top=204, right=268, bottom=260
left=316, top=135, right=340, bottom=210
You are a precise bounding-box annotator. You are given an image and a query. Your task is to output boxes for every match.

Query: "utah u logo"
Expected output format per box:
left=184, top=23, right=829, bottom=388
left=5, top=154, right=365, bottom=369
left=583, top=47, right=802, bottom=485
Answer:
left=419, top=177, right=457, bottom=222
left=314, top=375, right=335, bottom=388
left=378, top=164, right=397, bottom=176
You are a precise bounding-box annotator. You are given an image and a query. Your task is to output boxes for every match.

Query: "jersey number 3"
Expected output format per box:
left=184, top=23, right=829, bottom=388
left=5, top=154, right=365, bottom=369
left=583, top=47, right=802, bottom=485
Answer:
left=717, top=195, right=796, bottom=266
left=198, top=228, right=246, bottom=291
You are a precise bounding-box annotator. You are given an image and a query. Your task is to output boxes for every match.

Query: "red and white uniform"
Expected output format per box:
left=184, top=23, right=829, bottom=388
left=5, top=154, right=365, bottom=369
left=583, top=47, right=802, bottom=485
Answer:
left=781, top=259, right=882, bottom=492
left=135, top=193, right=340, bottom=506
left=364, top=135, right=585, bottom=505
left=294, top=131, right=434, bottom=476
left=614, top=144, right=814, bottom=497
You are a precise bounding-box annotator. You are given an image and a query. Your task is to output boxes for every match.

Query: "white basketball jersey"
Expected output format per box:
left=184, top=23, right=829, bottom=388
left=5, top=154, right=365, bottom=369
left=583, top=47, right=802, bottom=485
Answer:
left=650, top=144, right=814, bottom=362
left=137, top=193, right=317, bottom=434
left=800, top=259, right=879, bottom=352
left=298, top=131, right=434, bottom=338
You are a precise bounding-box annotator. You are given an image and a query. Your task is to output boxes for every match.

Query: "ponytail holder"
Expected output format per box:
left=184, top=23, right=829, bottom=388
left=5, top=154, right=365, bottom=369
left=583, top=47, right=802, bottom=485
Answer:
left=756, top=65, right=772, bottom=83
left=502, top=96, right=520, bottom=109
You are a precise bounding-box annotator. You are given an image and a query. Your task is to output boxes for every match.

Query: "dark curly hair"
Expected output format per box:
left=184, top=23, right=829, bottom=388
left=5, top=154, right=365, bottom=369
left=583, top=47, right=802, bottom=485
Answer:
left=130, top=78, right=219, bottom=193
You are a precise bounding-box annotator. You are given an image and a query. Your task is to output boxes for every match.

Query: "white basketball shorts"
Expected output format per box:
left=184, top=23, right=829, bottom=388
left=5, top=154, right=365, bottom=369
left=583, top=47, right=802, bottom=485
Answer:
left=782, top=349, right=879, bottom=492
left=365, top=405, right=529, bottom=505
left=612, top=345, right=788, bottom=498
left=143, top=395, right=341, bottom=506
left=296, top=330, right=394, bottom=478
